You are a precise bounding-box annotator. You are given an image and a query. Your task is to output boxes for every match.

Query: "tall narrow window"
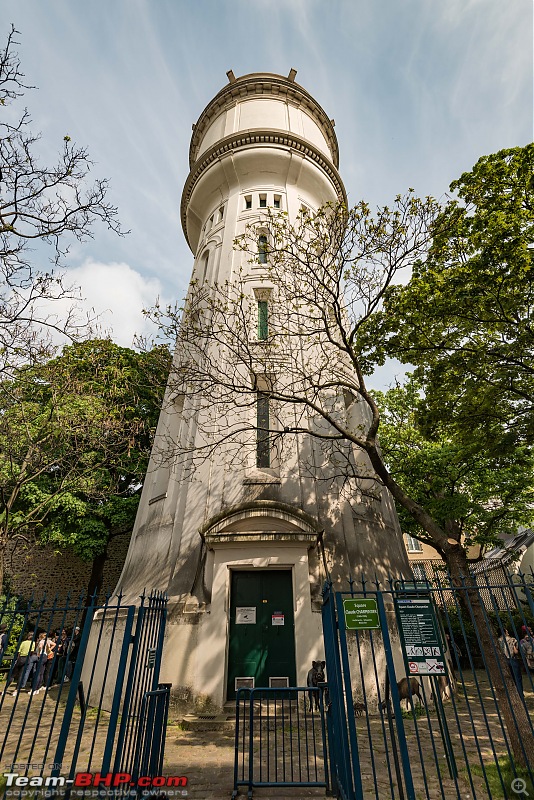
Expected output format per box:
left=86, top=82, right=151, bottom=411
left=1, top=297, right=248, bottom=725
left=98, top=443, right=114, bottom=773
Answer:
left=201, top=252, right=209, bottom=283
left=258, top=235, right=268, bottom=264
left=256, top=392, right=270, bottom=468
left=245, top=195, right=252, bottom=210
left=258, top=300, right=268, bottom=340
left=259, top=194, right=267, bottom=208
left=273, top=195, right=281, bottom=209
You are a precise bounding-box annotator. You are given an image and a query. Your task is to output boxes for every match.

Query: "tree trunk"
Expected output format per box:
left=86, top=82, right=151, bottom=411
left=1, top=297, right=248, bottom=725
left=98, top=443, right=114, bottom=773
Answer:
left=84, top=548, right=108, bottom=608
left=446, top=544, right=534, bottom=770
left=0, top=533, right=7, bottom=594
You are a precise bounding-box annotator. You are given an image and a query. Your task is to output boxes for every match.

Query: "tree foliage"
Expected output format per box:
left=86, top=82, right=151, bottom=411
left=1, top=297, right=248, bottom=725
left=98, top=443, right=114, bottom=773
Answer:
left=0, top=339, right=171, bottom=595
left=375, top=375, right=534, bottom=557
left=0, top=25, right=124, bottom=376
left=359, top=144, right=534, bottom=449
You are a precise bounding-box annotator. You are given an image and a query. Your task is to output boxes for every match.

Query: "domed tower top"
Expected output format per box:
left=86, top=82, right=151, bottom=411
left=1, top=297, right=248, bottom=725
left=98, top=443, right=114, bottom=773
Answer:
left=188, top=69, right=340, bottom=169
left=181, top=70, right=346, bottom=253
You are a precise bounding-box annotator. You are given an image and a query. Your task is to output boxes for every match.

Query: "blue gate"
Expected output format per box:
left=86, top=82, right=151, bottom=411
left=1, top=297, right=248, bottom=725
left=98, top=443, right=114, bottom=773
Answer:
left=322, top=572, right=534, bottom=800
left=0, top=590, right=168, bottom=798
left=233, top=686, right=330, bottom=798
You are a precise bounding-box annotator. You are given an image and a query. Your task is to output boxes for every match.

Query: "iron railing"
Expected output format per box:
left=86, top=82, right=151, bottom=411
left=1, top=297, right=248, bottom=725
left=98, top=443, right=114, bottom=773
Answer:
left=322, top=569, right=534, bottom=800
left=0, top=589, right=168, bottom=799
left=233, top=686, right=330, bottom=797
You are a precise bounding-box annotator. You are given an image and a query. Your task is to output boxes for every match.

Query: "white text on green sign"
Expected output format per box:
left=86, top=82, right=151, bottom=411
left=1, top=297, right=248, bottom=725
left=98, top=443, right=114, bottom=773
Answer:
left=343, top=598, right=380, bottom=630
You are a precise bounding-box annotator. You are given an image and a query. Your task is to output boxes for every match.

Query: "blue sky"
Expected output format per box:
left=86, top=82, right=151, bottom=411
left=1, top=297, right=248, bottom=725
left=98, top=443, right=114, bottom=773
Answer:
left=4, top=0, right=533, bottom=365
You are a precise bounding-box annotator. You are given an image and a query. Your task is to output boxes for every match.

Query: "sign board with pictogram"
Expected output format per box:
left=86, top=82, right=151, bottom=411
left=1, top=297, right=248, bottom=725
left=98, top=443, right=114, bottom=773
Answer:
left=395, top=596, right=446, bottom=675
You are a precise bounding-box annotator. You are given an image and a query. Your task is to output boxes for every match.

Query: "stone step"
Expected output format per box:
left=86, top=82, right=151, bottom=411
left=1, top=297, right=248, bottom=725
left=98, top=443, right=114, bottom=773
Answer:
left=180, top=713, right=235, bottom=731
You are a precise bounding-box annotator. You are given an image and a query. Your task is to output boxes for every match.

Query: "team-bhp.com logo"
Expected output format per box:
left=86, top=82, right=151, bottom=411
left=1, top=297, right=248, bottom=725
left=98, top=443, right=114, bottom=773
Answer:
left=3, top=772, right=188, bottom=795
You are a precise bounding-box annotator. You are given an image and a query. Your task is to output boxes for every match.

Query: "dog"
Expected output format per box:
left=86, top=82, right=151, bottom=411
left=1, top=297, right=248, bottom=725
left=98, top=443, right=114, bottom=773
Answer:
left=434, top=663, right=457, bottom=703
left=380, top=677, right=423, bottom=711
left=353, top=700, right=367, bottom=717
left=306, top=660, right=326, bottom=711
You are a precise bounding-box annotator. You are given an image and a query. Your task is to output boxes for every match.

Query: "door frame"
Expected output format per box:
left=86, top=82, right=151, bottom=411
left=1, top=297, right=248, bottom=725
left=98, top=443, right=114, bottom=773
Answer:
left=225, top=565, right=297, bottom=699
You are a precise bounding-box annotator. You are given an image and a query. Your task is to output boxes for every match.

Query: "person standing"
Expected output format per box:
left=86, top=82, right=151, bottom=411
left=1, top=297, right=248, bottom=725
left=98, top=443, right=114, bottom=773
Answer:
left=498, top=628, right=525, bottom=703
left=55, top=629, right=70, bottom=684
left=31, top=633, right=54, bottom=695
left=41, top=633, right=57, bottom=691
left=4, top=633, right=35, bottom=697
left=67, top=626, right=81, bottom=679
left=0, top=624, right=7, bottom=662
left=520, top=625, right=534, bottom=678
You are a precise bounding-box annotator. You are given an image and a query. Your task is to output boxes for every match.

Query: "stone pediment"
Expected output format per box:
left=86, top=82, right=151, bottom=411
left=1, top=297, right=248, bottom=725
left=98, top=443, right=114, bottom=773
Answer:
left=201, top=501, right=320, bottom=549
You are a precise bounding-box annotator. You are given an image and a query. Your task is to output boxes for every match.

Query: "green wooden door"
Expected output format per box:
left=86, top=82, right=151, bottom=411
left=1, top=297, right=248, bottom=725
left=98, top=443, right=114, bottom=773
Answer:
left=227, top=570, right=296, bottom=699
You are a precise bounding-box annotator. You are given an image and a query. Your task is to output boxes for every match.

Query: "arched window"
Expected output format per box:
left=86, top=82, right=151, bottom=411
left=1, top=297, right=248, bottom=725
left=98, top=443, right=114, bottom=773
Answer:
left=258, top=235, right=268, bottom=264
left=201, top=252, right=209, bottom=282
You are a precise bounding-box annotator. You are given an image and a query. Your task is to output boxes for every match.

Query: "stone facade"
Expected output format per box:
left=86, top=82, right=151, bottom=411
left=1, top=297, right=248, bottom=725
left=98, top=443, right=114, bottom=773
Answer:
left=114, top=71, right=412, bottom=707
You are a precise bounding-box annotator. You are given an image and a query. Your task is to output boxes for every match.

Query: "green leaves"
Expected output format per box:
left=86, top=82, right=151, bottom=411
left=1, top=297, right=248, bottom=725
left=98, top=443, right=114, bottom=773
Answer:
left=0, top=339, right=171, bottom=579
left=375, top=375, right=534, bottom=553
left=362, top=143, right=534, bottom=451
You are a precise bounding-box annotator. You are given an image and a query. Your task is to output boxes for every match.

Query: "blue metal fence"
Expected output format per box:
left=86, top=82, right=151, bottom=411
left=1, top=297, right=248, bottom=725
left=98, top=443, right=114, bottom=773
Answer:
left=0, top=589, right=168, bottom=799
left=233, top=686, right=330, bottom=797
left=322, top=570, right=534, bottom=800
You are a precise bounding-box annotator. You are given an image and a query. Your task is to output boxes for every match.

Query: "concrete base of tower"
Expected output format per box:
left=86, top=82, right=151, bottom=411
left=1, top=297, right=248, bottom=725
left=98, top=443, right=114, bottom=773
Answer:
left=159, top=541, right=324, bottom=708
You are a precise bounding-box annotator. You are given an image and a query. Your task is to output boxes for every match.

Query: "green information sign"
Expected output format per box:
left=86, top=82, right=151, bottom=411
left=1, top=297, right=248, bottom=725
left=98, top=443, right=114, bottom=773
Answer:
left=343, top=598, right=380, bottom=630
left=395, top=596, right=446, bottom=676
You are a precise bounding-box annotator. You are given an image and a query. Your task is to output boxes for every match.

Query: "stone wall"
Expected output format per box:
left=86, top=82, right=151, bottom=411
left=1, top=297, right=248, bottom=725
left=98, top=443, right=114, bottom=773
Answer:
left=4, top=533, right=131, bottom=601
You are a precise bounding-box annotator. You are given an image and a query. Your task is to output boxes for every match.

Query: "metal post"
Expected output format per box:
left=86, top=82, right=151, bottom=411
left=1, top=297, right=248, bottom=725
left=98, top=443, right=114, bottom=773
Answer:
left=335, top=591, right=365, bottom=800
left=321, top=584, right=356, bottom=800
left=101, top=605, right=136, bottom=774
left=51, top=597, right=96, bottom=778
left=376, top=592, right=416, bottom=800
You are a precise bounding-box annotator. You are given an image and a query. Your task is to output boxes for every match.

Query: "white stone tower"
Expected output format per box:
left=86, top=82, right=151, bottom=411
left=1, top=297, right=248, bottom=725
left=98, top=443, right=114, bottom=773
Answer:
left=116, top=71, right=410, bottom=705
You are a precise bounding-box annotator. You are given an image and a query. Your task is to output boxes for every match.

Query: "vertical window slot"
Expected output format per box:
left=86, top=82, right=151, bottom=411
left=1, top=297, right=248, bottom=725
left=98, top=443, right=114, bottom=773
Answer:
left=258, top=300, right=268, bottom=340
left=259, top=194, right=267, bottom=208
left=256, top=392, right=270, bottom=468
left=258, top=235, right=268, bottom=264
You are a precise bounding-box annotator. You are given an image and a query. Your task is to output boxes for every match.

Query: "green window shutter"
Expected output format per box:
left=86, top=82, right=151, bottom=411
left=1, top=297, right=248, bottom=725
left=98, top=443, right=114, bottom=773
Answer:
left=256, top=392, right=270, bottom=468
left=258, top=301, right=268, bottom=340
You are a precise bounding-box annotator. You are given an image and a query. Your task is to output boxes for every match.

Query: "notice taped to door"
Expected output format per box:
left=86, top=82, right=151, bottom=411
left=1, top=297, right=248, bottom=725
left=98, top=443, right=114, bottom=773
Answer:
left=272, top=612, right=284, bottom=626
left=236, top=607, right=256, bottom=624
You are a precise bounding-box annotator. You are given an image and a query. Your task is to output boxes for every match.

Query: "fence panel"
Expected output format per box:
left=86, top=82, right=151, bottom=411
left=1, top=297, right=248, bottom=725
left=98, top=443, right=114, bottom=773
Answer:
left=233, top=686, right=330, bottom=798
left=322, top=570, right=534, bottom=800
left=0, top=589, right=167, bottom=799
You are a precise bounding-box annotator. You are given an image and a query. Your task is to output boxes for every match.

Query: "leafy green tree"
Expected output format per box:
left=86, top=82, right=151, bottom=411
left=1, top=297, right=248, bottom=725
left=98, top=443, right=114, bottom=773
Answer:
left=374, top=375, right=534, bottom=558
left=361, top=144, right=534, bottom=449
left=0, top=339, right=171, bottom=598
left=351, top=145, right=534, bottom=764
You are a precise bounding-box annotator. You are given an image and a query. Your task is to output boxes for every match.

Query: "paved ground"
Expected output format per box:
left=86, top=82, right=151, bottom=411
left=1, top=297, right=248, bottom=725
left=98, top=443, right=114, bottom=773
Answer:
left=1, top=673, right=533, bottom=799
left=164, top=726, right=326, bottom=799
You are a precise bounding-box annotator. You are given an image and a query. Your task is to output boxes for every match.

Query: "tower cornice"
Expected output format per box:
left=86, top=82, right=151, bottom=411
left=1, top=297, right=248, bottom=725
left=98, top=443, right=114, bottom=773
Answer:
left=189, top=73, right=340, bottom=170
left=181, top=128, right=347, bottom=251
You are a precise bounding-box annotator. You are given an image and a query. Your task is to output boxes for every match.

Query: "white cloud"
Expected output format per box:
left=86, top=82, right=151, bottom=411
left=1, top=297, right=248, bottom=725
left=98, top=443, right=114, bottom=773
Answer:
left=63, top=260, right=172, bottom=349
